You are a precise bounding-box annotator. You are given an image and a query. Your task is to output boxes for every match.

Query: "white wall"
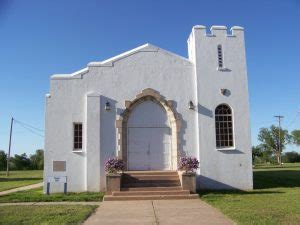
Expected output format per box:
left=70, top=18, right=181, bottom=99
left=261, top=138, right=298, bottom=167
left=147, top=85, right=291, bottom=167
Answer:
left=188, top=26, right=253, bottom=190
left=44, top=26, right=253, bottom=192
left=44, top=44, right=197, bottom=192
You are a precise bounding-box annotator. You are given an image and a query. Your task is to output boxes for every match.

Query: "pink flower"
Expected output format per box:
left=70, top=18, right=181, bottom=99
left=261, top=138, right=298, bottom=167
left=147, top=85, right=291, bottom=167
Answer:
left=105, top=158, right=125, bottom=173
left=179, top=156, right=199, bottom=172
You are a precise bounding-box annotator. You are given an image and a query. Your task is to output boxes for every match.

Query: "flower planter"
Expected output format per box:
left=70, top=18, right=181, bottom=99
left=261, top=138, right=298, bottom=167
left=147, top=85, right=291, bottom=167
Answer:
left=106, top=173, right=122, bottom=194
left=178, top=171, right=196, bottom=194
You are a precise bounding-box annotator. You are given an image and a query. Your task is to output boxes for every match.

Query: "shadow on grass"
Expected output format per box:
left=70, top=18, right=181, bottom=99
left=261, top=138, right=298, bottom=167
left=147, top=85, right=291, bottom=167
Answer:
left=198, top=189, right=283, bottom=197
left=254, top=165, right=300, bottom=170
left=253, top=170, right=300, bottom=189
left=0, top=178, right=42, bottom=182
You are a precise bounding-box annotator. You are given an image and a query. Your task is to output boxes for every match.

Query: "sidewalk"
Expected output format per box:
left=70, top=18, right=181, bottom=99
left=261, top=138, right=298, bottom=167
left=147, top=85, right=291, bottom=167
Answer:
left=0, top=182, right=43, bottom=196
left=0, top=201, right=101, bottom=206
left=84, top=199, right=234, bottom=225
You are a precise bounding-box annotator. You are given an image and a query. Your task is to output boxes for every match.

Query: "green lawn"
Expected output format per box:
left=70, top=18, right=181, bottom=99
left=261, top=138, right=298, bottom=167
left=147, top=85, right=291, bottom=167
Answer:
left=0, top=205, right=97, bottom=225
left=0, top=187, right=104, bottom=203
left=200, top=163, right=300, bottom=225
left=0, top=170, right=43, bottom=192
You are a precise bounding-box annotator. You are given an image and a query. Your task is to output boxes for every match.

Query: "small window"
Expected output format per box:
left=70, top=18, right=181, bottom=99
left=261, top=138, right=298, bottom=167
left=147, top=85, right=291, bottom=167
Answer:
left=217, top=45, right=223, bottom=68
left=73, top=123, right=82, bottom=150
left=215, top=104, right=234, bottom=148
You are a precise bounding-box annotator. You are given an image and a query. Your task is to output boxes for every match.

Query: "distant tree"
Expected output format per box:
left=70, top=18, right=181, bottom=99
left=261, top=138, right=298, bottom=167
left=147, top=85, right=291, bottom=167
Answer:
left=252, top=145, right=263, bottom=164
left=11, top=153, right=31, bottom=170
left=252, top=144, right=273, bottom=164
left=284, top=151, right=300, bottom=163
left=291, top=130, right=300, bottom=146
left=30, top=149, right=44, bottom=170
left=258, top=125, right=291, bottom=164
left=0, top=150, right=7, bottom=171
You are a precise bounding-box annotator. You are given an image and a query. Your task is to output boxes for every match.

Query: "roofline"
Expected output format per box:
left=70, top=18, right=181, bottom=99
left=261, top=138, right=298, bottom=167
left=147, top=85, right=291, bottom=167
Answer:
left=51, top=43, right=191, bottom=80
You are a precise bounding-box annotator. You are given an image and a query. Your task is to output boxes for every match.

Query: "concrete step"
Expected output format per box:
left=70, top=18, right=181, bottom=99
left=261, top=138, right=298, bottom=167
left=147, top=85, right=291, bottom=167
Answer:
left=122, top=179, right=180, bottom=185
left=103, top=194, right=199, bottom=201
left=122, top=174, right=179, bottom=181
left=112, top=190, right=190, bottom=196
left=123, top=171, right=178, bottom=176
left=122, top=181, right=181, bottom=188
left=121, top=186, right=183, bottom=191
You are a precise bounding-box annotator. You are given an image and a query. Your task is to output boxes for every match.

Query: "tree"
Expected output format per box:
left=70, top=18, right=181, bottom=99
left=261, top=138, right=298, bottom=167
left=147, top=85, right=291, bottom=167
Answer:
left=0, top=150, right=7, bottom=171
left=291, top=130, right=300, bottom=146
left=284, top=151, right=300, bottom=163
left=258, top=125, right=291, bottom=164
left=11, top=153, right=31, bottom=170
left=30, top=149, right=44, bottom=170
left=252, top=145, right=263, bottom=164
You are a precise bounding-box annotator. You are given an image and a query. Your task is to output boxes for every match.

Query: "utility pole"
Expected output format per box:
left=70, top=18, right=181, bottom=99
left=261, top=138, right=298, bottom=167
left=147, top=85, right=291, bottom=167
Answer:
left=274, top=115, right=284, bottom=165
left=6, top=117, right=14, bottom=177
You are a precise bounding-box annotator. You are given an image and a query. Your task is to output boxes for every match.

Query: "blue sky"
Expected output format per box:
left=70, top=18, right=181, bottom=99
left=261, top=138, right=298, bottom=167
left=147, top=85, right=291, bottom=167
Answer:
left=0, top=0, right=299, bottom=155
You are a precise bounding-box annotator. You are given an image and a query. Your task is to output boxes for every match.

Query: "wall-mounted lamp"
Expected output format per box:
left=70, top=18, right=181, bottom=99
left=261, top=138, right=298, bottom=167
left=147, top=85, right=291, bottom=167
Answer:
left=220, top=88, right=230, bottom=96
left=189, top=101, right=195, bottom=110
left=105, top=101, right=111, bottom=111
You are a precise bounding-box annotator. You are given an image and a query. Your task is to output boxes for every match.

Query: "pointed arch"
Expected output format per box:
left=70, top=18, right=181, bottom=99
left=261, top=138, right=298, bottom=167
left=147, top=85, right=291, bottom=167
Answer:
left=116, top=88, right=181, bottom=170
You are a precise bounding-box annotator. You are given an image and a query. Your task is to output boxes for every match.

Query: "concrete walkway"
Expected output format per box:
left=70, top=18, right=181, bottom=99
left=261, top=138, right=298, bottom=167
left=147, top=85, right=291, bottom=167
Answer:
left=0, top=202, right=101, bottom=206
left=84, top=199, right=234, bottom=225
left=0, top=182, right=43, bottom=196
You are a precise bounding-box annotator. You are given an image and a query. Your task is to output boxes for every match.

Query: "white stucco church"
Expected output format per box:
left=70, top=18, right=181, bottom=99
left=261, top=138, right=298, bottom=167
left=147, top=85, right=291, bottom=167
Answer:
left=44, top=25, right=253, bottom=193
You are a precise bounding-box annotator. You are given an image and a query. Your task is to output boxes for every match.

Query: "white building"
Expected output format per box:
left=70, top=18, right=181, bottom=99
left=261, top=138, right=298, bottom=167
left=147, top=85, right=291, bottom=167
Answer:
left=44, top=25, right=253, bottom=193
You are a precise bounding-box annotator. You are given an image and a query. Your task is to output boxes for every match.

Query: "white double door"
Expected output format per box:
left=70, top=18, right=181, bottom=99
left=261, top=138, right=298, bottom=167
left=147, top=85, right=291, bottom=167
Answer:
left=127, top=100, right=171, bottom=171
left=128, top=127, right=171, bottom=170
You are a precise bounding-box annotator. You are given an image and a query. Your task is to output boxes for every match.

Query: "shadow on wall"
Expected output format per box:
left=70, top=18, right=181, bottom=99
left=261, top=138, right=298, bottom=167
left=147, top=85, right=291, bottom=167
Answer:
left=197, top=175, right=240, bottom=190
left=170, top=100, right=187, bottom=158
left=198, top=104, right=213, bottom=118
left=100, top=96, right=118, bottom=190
left=218, top=149, right=244, bottom=154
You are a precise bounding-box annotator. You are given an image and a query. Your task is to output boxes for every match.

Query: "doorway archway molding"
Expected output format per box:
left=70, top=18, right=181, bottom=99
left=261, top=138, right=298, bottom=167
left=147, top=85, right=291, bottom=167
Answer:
left=115, top=88, right=181, bottom=170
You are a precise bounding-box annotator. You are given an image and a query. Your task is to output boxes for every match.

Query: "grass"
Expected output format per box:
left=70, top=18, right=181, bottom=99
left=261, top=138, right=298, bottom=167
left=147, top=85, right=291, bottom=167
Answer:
left=200, top=163, right=300, bottom=225
left=0, top=187, right=105, bottom=203
left=0, top=205, right=97, bottom=225
left=0, top=170, right=43, bottom=192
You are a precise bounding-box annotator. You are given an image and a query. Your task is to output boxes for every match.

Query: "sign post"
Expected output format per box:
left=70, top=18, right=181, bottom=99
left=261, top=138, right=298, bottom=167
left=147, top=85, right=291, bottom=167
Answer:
left=46, top=176, right=67, bottom=194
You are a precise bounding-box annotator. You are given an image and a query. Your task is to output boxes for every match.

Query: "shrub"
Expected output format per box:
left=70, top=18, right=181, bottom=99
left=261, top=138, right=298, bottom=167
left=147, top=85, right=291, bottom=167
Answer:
left=105, top=158, right=125, bottom=174
left=179, top=156, right=199, bottom=173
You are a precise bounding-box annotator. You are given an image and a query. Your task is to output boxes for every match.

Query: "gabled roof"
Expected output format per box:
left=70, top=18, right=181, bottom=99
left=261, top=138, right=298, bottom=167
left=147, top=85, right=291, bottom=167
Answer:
left=51, top=43, right=191, bottom=80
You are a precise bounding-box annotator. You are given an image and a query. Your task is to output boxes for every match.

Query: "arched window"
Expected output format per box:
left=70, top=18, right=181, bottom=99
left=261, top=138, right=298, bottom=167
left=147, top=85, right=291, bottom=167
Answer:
left=215, top=104, right=234, bottom=148
left=217, top=45, right=223, bottom=68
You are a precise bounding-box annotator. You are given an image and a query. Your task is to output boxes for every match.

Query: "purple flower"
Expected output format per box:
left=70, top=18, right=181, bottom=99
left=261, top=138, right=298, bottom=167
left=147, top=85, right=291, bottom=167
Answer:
left=105, top=158, right=125, bottom=174
left=179, top=156, right=199, bottom=172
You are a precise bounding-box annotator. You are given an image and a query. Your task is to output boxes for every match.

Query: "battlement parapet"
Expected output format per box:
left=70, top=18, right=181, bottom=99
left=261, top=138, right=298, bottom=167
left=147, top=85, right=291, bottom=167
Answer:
left=191, top=25, right=244, bottom=38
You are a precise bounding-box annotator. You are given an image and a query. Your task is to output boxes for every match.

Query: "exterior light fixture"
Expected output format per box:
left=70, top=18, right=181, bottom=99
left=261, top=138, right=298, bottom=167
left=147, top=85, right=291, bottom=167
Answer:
left=220, top=88, right=228, bottom=95
left=189, top=101, right=195, bottom=110
left=105, top=101, right=111, bottom=111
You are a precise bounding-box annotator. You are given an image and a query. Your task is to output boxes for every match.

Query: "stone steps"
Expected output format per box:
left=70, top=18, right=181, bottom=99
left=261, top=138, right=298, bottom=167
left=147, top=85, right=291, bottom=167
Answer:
left=104, top=171, right=197, bottom=201
left=122, top=174, right=179, bottom=181
left=121, top=186, right=183, bottom=191
left=103, top=194, right=198, bottom=201
left=112, top=190, right=190, bottom=196
left=122, top=181, right=181, bottom=188
left=123, top=171, right=178, bottom=176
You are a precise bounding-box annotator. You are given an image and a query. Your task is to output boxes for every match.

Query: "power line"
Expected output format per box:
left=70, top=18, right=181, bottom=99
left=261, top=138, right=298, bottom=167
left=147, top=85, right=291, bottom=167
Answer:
left=13, top=119, right=44, bottom=132
left=286, top=111, right=300, bottom=128
left=16, top=122, right=44, bottom=138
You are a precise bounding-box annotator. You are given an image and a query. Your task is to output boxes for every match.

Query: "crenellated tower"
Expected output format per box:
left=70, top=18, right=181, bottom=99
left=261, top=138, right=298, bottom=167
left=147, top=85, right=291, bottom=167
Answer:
left=188, top=25, right=253, bottom=190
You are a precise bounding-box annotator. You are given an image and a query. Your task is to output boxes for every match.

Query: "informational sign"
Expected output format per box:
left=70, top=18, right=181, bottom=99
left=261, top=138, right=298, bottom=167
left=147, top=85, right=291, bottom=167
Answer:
left=47, top=176, right=67, bottom=183
left=46, top=176, right=67, bottom=195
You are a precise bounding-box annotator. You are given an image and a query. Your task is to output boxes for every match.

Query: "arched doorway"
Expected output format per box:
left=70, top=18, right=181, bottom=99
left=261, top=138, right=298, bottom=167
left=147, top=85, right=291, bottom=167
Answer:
left=116, top=88, right=181, bottom=171
left=127, top=100, right=171, bottom=170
